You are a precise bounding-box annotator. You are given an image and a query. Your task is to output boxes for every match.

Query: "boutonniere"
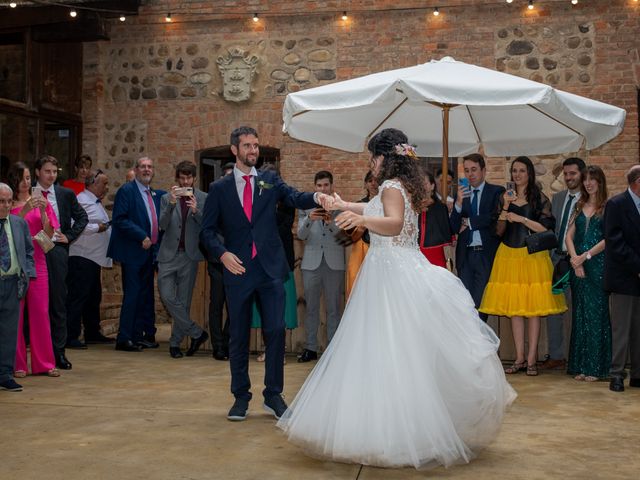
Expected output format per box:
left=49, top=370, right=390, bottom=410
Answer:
left=257, top=179, right=273, bottom=196
left=151, top=191, right=156, bottom=197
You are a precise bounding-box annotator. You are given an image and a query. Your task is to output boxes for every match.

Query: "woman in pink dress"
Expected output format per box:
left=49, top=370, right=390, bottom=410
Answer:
left=7, top=162, right=60, bottom=377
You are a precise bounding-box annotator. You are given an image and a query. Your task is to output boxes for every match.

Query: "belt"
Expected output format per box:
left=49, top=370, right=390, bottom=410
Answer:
left=0, top=274, right=18, bottom=281
left=467, top=245, right=483, bottom=251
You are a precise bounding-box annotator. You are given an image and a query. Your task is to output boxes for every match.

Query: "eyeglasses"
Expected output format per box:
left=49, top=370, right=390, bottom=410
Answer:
left=87, top=169, right=104, bottom=185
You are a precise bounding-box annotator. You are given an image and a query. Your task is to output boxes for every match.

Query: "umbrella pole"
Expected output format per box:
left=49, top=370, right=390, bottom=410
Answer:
left=441, top=105, right=450, bottom=200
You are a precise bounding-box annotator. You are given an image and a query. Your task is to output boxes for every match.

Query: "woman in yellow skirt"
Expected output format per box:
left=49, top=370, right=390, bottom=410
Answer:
left=480, top=156, right=567, bottom=376
left=345, top=171, right=378, bottom=299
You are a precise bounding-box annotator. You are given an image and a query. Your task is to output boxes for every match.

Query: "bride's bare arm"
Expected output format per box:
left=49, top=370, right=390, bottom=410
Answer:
left=335, top=188, right=404, bottom=237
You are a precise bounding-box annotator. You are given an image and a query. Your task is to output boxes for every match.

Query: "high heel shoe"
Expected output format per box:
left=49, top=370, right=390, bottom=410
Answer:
left=505, top=360, right=527, bottom=374
left=14, top=370, right=27, bottom=378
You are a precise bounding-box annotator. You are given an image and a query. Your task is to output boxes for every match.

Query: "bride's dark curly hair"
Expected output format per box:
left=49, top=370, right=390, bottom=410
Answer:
left=368, top=129, right=426, bottom=213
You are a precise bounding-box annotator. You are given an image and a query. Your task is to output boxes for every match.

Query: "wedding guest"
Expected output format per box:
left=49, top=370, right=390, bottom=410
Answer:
left=604, top=164, right=640, bottom=393
left=480, top=156, right=566, bottom=376
left=345, top=171, right=377, bottom=299
left=62, top=154, right=92, bottom=195
left=449, top=154, right=504, bottom=319
left=65, top=170, right=114, bottom=349
left=35, top=154, right=88, bottom=370
left=297, top=170, right=345, bottom=362
left=542, top=157, right=585, bottom=371
left=419, top=170, right=453, bottom=268
left=435, top=167, right=454, bottom=212
left=565, top=166, right=610, bottom=382
left=7, top=163, right=60, bottom=377
left=0, top=183, right=35, bottom=392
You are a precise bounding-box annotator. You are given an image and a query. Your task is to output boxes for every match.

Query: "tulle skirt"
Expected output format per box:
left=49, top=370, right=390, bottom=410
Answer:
left=277, top=244, right=516, bottom=469
left=479, top=244, right=567, bottom=317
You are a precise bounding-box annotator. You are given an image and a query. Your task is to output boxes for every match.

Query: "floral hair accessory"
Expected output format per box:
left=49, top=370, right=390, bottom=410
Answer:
left=394, top=143, right=418, bottom=159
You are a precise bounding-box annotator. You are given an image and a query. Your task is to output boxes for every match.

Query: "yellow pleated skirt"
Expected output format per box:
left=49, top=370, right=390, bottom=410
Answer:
left=479, top=243, right=567, bottom=317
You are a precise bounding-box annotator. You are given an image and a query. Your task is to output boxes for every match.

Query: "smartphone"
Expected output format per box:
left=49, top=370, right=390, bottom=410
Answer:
left=458, top=177, right=470, bottom=189
left=174, top=187, right=194, bottom=197
left=31, top=186, right=43, bottom=198
left=506, top=181, right=516, bottom=197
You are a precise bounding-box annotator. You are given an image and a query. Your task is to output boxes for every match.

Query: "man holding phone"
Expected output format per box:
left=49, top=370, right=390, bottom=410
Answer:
left=449, top=153, right=504, bottom=321
left=297, top=170, right=345, bottom=362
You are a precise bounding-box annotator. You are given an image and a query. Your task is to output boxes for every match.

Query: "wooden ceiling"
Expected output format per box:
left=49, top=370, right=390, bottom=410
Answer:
left=0, top=1, right=141, bottom=41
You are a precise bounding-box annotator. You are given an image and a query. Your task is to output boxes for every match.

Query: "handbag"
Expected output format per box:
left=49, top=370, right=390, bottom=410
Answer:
left=551, top=255, right=571, bottom=294
left=525, top=229, right=558, bottom=254
left=33, top=230, right=55, bottom=254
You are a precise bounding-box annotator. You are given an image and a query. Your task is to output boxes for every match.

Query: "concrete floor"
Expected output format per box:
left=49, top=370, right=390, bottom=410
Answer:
left=2, top=342, right=639, bottom=480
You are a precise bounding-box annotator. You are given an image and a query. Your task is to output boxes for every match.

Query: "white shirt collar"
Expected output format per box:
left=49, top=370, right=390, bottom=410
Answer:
left=234, top=165, right=258, bottom=181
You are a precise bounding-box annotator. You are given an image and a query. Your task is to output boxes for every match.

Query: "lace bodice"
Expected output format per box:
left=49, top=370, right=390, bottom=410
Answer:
left=364, top=179, right=419, bottom=249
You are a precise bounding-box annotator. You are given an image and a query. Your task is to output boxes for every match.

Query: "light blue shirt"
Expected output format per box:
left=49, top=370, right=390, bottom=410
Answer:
left=454, top=181, right=485, bottom=247
left=135, top=179, right=155, bottom=228
left=629, top=188, right=640, bottom=217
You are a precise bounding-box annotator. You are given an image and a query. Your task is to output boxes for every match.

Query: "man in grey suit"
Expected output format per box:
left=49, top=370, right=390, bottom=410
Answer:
left=158, top=161, right=209, bottom=358
left=542, top=157, right=585, bottom=371
left=297, top=171, right=345, bottom=362
left=0, top=183, right=36, bottom=392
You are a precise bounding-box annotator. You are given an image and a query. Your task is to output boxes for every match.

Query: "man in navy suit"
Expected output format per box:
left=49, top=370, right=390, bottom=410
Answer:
left=449, top=153, right=504, bottom=321
left=604, top=165, right=640, bottom=393
left=201, top=126, right=331, bottom=421
left=108, top=157, right=164, bottom=352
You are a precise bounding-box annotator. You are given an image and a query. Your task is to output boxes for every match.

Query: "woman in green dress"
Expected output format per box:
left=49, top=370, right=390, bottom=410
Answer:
left=565, top=165, right=610, bottom=382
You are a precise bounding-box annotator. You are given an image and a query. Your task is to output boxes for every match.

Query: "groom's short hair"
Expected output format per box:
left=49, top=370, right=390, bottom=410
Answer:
left=230, top=126, right=258, bottom=147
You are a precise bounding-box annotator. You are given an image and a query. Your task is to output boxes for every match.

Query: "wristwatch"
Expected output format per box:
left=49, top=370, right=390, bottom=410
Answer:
left=586, top=252, right=592, bottom=261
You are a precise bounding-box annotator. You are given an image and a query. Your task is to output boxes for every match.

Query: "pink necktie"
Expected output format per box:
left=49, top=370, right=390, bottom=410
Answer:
left=242, top=175, right=257, bottom=258
left=145, top=189, right=159, bottom=244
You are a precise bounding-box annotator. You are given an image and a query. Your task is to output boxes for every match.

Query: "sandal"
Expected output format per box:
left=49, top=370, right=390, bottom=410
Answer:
left=505, top=361, right=527, bottom=374
left=47, top=368, right=61, bottom=377
left=14, top=370, right=27, bottom=378
left=584, top=376, right=598, bottom=382
left=526, top=364, right=539, bottom=376
left=574, top=374, right=586, bottom=381
left=256, top=352, right=265, bottom=362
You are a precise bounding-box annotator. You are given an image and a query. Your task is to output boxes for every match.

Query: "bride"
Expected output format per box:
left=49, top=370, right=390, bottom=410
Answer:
left=277, top=128, right=516, bottom=469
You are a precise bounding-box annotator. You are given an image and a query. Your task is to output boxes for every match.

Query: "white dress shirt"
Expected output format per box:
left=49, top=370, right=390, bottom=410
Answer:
left=69, top=190, right=113, bottom=267
left=134, top=178, right=156, bottom=227
left=233, top=165, right=321, bottom=206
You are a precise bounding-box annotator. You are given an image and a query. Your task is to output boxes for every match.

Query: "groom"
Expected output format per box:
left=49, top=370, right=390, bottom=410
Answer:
left=200, top=126, right=330, bottom=421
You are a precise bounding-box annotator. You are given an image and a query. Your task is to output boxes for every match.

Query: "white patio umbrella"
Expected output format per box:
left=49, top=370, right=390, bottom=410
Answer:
left=283, top=56, right=626, bottom=195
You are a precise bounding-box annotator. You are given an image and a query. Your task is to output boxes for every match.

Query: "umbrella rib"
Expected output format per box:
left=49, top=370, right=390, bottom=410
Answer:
left=465, top=105, right=482, bottom=145
left=527, top=104, right=585, bottom=147
left=366, top=97, right=409, bottom=139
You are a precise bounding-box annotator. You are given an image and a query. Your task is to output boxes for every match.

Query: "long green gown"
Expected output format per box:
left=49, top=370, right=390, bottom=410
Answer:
left=567, top=212, right=611, bottom=378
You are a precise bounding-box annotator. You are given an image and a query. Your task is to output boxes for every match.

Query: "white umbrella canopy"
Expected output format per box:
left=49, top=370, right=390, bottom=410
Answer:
left=283, top=56, right=626, bottom=158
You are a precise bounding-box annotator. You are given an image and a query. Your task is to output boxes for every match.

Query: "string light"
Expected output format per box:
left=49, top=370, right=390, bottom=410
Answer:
left=433, top=7, right=440, bottom=16
left=69, top=9, right=77, bottom=18
left=9, top=2, right=17, bottom=8
left=571, top=0, right=578, bottom=4
left=252, top=13, right=259, bottom=22
left=165, top=12, right=171, bottom=22
left=341, top=11, right=348, bottom=21
left=119, top=15, right=126, bottom=22
left=506, top=0, right=513, bottom=3
left=528, top=0, right=534, bottom=10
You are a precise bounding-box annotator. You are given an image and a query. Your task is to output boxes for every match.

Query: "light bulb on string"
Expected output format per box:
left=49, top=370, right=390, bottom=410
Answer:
left=9, top=2, right=17, bottom=8
left=119, top=15, right=126, bottom=22
left=341, top=11, right=348, bottom=21
left=253, top=13, right=259, bottom=22
left=70, top=9, right=77, bottom=18
left=506, top=0, right=513, bottom=3
left=528, top=1, right=534, bottom=10
left=433, top=7, right=440, bottom=16
left=165, top=12, right=172, bottom=22
left=571, top=0, right=578, bottom=4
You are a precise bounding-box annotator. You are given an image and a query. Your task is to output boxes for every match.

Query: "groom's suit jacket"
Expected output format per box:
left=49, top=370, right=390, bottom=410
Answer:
left=200, top=170, right=317, bottom=285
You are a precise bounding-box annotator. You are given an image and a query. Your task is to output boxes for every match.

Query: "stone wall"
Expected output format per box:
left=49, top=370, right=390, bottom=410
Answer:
left=82, top=0, right=640, bottom=347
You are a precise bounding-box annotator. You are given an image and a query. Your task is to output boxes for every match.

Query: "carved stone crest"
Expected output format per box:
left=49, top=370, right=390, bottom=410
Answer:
left=216, top=48, right=259, bottom=103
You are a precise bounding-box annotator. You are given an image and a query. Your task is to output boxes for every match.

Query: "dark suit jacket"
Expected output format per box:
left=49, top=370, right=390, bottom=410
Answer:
left=449, top=182, right=504, bottom=270
left=603, top=190, right=640, bottom=296
left=200, top=170, right=317, bottom=285
left=8, top=214, right=36, bottom=298
left=53, top=184, right=88, bottom=244
left=107, top=181, right=164, bottom=266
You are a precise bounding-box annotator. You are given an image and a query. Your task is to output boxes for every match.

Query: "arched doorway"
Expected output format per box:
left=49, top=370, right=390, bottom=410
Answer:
left=198, top=145, right=281, bottom=191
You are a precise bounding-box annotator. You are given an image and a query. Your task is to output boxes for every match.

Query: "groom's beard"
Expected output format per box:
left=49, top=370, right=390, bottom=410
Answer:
left=239, top=154, right=258, bottom=169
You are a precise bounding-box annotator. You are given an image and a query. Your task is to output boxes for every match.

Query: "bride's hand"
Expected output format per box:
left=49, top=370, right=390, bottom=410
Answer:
left=330, top=192, right=349, bottom=211
left=335, top=211, right=365, bottom=230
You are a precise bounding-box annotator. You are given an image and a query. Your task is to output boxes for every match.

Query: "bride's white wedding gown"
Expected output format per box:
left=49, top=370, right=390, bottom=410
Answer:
left=277, top=180, right=516, bottom=469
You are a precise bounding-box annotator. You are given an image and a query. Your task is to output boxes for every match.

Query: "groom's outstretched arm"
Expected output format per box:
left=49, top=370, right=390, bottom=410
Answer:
left=200, top=182, right=226, bottom=261
left=273, top=172, right=318, bottom=211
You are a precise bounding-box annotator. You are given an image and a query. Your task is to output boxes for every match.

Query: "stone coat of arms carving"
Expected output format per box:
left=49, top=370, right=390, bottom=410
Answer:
left=216, top=48, right=259, bottom=103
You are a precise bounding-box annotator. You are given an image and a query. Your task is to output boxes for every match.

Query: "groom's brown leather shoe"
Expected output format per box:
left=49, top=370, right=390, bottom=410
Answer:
left=539, top=357, right=566, bottom=370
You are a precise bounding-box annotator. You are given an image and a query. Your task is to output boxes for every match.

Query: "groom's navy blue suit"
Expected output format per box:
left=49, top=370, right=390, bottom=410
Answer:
left=200, top=169, right=317, bottom=401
